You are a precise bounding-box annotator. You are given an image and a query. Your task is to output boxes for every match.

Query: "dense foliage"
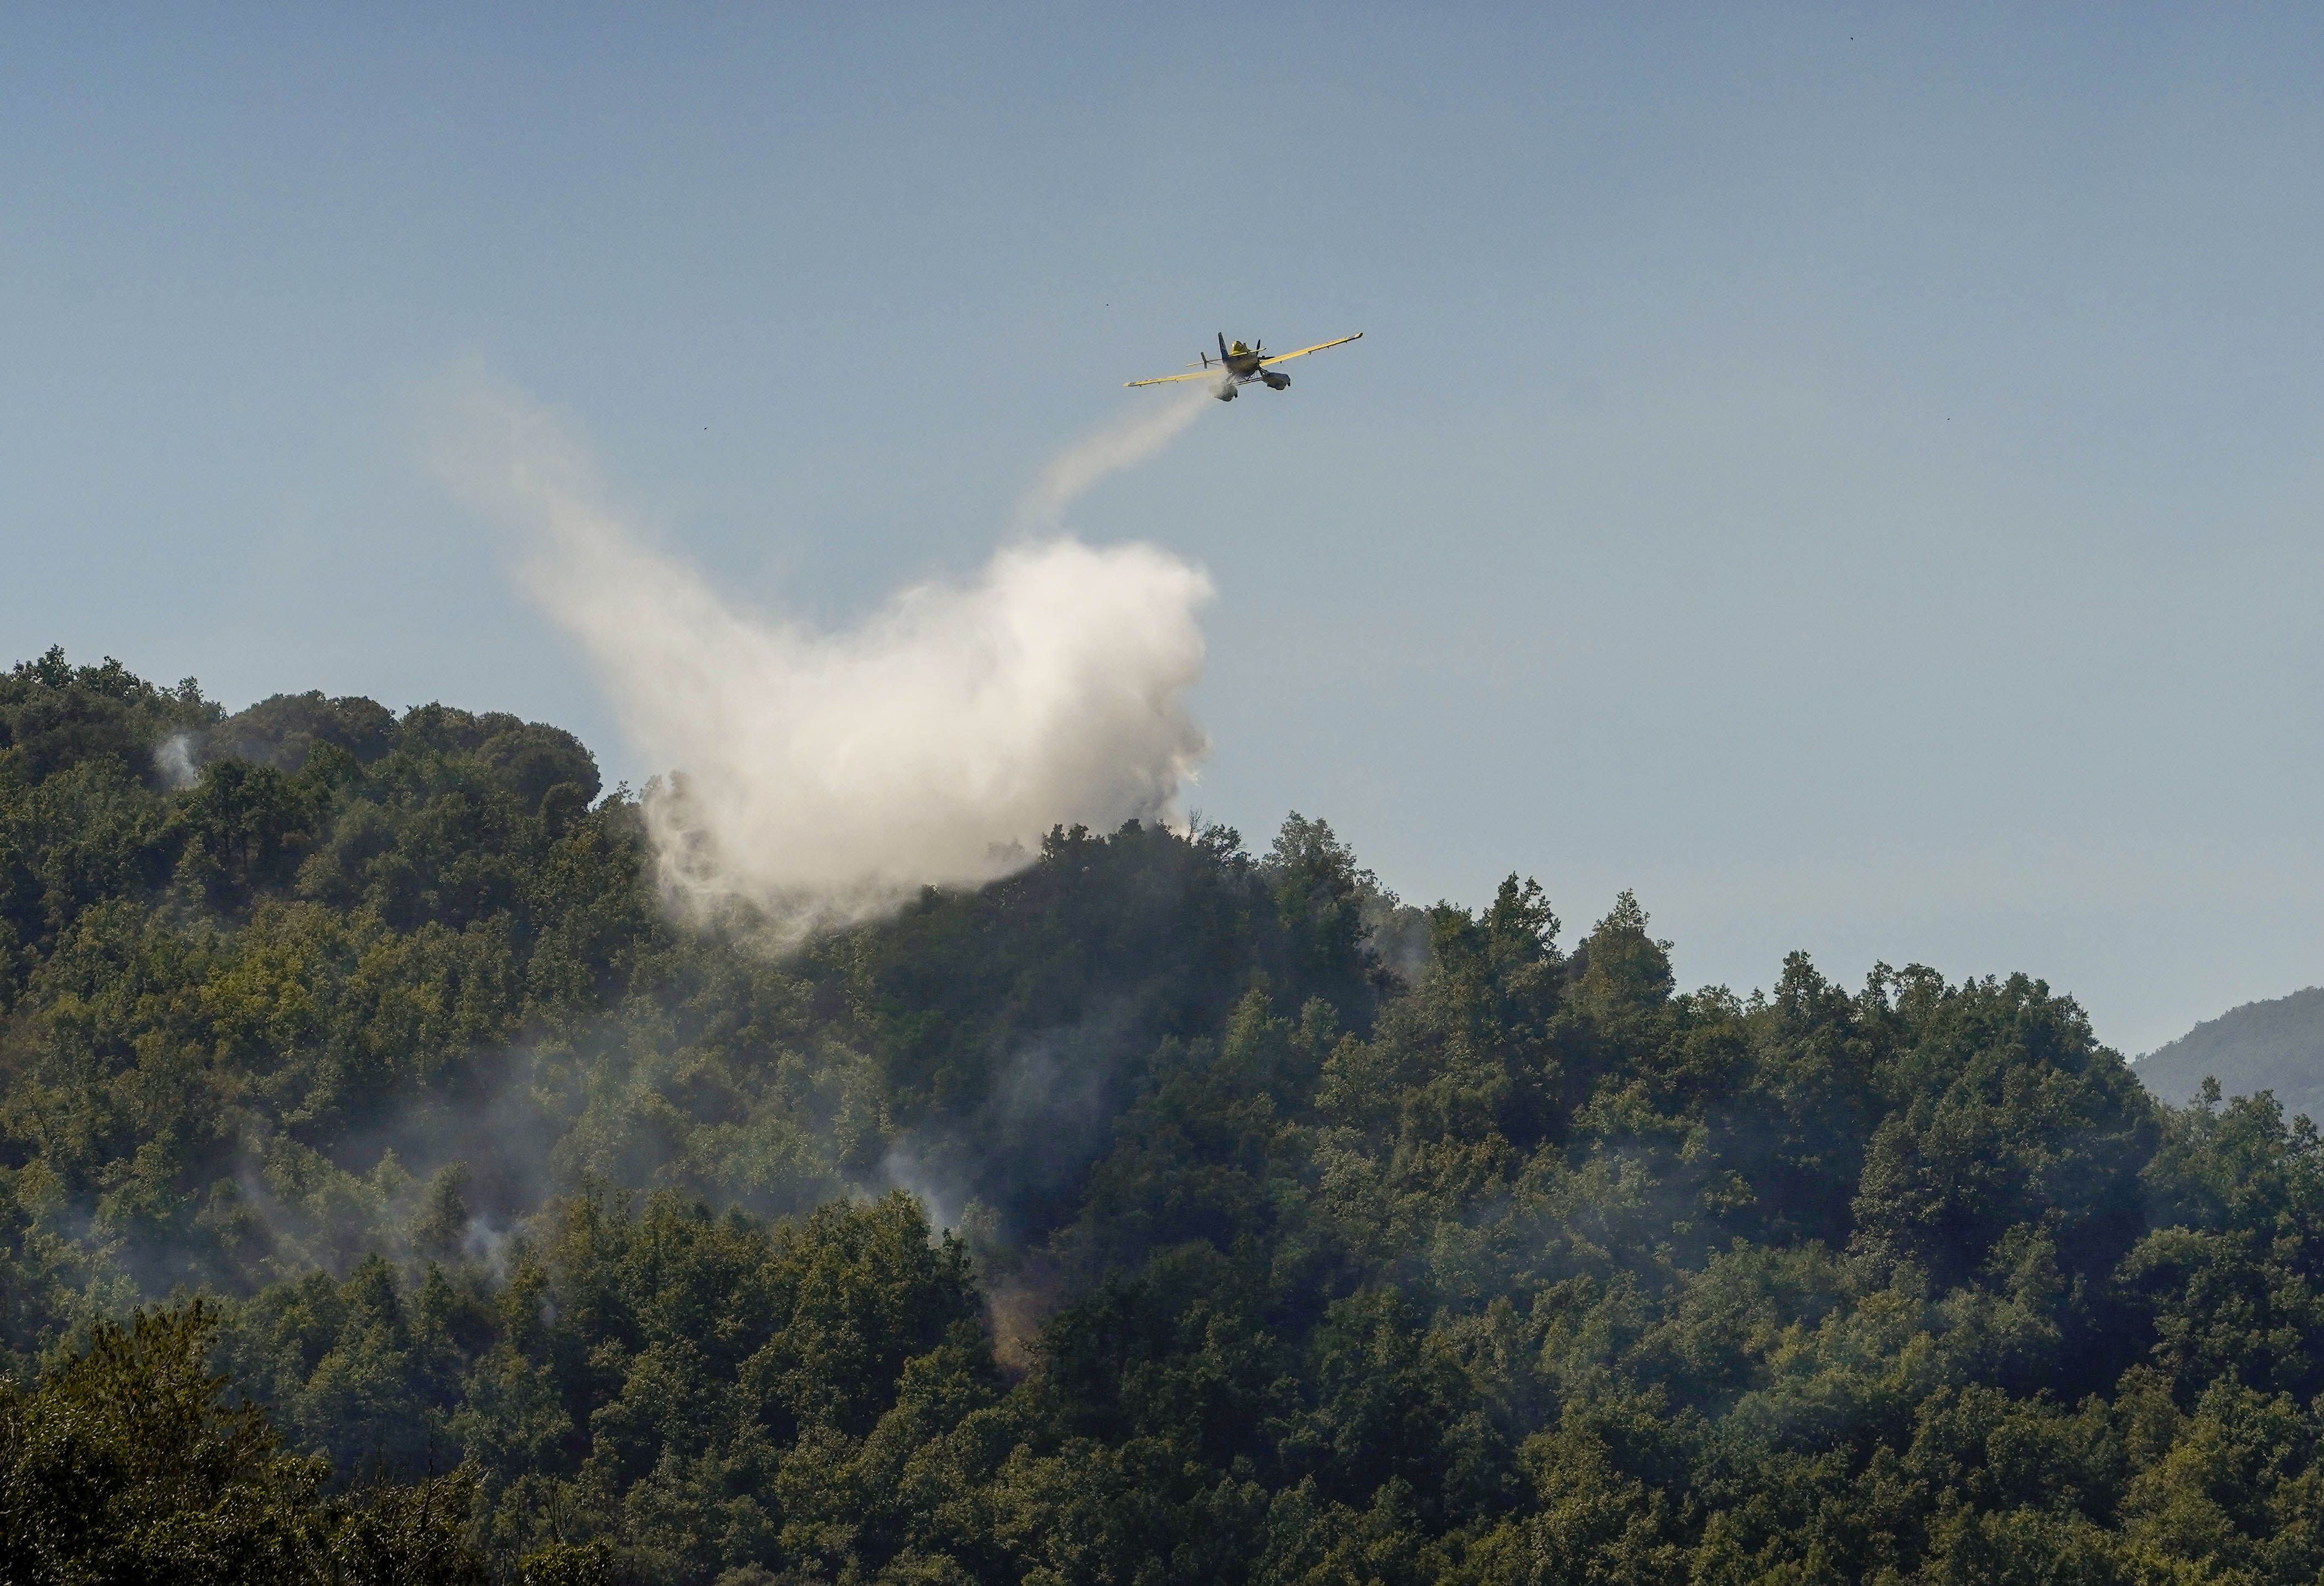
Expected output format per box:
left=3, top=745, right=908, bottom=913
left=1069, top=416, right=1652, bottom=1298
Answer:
left=1, top=1299, right=482, bottom=1583
left=5, top=646, right=2324, bottom=1583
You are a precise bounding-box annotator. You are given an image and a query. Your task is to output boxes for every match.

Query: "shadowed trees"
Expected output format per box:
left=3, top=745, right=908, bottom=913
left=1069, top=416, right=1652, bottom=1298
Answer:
left=4, top=650, right=2323, bottom=1582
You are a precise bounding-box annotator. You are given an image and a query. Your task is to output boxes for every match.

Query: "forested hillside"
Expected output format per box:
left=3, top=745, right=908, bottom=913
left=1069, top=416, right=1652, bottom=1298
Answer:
left=2138, top=986, right=2324, bottom=1122
left=8, top=646, right=2324, bottom=1584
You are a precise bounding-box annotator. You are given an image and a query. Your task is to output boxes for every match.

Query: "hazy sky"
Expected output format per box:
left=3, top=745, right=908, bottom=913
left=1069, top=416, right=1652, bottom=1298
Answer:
left=5, top=4, right=2319, bottom=1054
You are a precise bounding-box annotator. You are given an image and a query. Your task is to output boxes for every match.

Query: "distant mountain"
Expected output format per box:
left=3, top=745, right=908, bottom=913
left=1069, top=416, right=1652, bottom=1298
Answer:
left=2137, top=985, right=2324, bottom=1119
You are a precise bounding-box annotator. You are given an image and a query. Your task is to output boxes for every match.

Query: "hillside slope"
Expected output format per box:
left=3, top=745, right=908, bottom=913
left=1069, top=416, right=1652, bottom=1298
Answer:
left=10, top=646, right=2324, bottom=1585
left=2137, top=985, right=2324, bottom=1118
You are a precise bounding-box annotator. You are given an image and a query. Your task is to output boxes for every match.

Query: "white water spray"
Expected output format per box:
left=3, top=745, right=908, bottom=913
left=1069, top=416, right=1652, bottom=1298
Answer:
left=439, top=384, right=1214, bottom=941
left=1015, top=385, right=1213, bottom=534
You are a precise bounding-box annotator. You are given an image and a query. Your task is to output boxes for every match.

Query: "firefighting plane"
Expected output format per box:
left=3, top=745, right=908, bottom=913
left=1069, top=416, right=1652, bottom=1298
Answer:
left=1126, top=331, right=1363, bottom=401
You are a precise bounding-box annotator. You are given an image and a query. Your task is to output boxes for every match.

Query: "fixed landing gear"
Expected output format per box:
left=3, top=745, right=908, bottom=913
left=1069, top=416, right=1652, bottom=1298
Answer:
left=1213, top=378, right=1239, bottom=401
left=1261, top=371, right=1291, bottom=391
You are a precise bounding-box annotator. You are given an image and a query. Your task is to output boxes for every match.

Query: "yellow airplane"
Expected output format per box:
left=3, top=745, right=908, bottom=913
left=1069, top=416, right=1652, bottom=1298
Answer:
left=1126, top=331, right=1363, bottom=401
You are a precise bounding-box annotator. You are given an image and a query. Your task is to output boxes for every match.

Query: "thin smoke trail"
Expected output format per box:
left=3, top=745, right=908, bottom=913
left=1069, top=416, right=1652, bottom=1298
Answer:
left=1014, top=386, right=1213, bottom=535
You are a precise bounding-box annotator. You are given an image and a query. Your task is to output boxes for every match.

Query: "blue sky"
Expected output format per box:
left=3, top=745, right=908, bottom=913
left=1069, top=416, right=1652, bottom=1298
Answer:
left=5, top=4, right=2320, bottom=1052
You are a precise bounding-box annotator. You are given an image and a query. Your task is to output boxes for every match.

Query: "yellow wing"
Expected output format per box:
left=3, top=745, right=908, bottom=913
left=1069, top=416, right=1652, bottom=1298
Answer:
left=1258, top=332, right=1363, bottom=367
left=1124, top=369, right=1219, bottom=388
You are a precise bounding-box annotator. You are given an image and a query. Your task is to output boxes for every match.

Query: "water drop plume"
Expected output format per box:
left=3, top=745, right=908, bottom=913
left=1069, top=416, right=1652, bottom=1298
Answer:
left=437, top=383, right=1214, bottom=942
left=1015, top=384, right=1213, bottom=534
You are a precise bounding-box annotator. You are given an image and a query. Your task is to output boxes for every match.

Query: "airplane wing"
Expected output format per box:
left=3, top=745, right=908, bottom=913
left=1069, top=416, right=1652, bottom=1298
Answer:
left=1257, top=332, right=1363, bottom=367
left=1124, top=370, right=1218, bottom=387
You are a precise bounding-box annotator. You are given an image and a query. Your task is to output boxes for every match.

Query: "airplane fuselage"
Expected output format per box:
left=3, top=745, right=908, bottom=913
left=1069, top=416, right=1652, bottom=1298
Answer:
left=1207, top=336, right=1287, bottom=400
left=1126, top=330, right=1355, bottom=398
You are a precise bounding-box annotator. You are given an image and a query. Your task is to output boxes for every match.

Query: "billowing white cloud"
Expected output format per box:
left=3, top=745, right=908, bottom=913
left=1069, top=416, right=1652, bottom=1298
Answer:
left=440, top=384, right=1213, bottom=940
